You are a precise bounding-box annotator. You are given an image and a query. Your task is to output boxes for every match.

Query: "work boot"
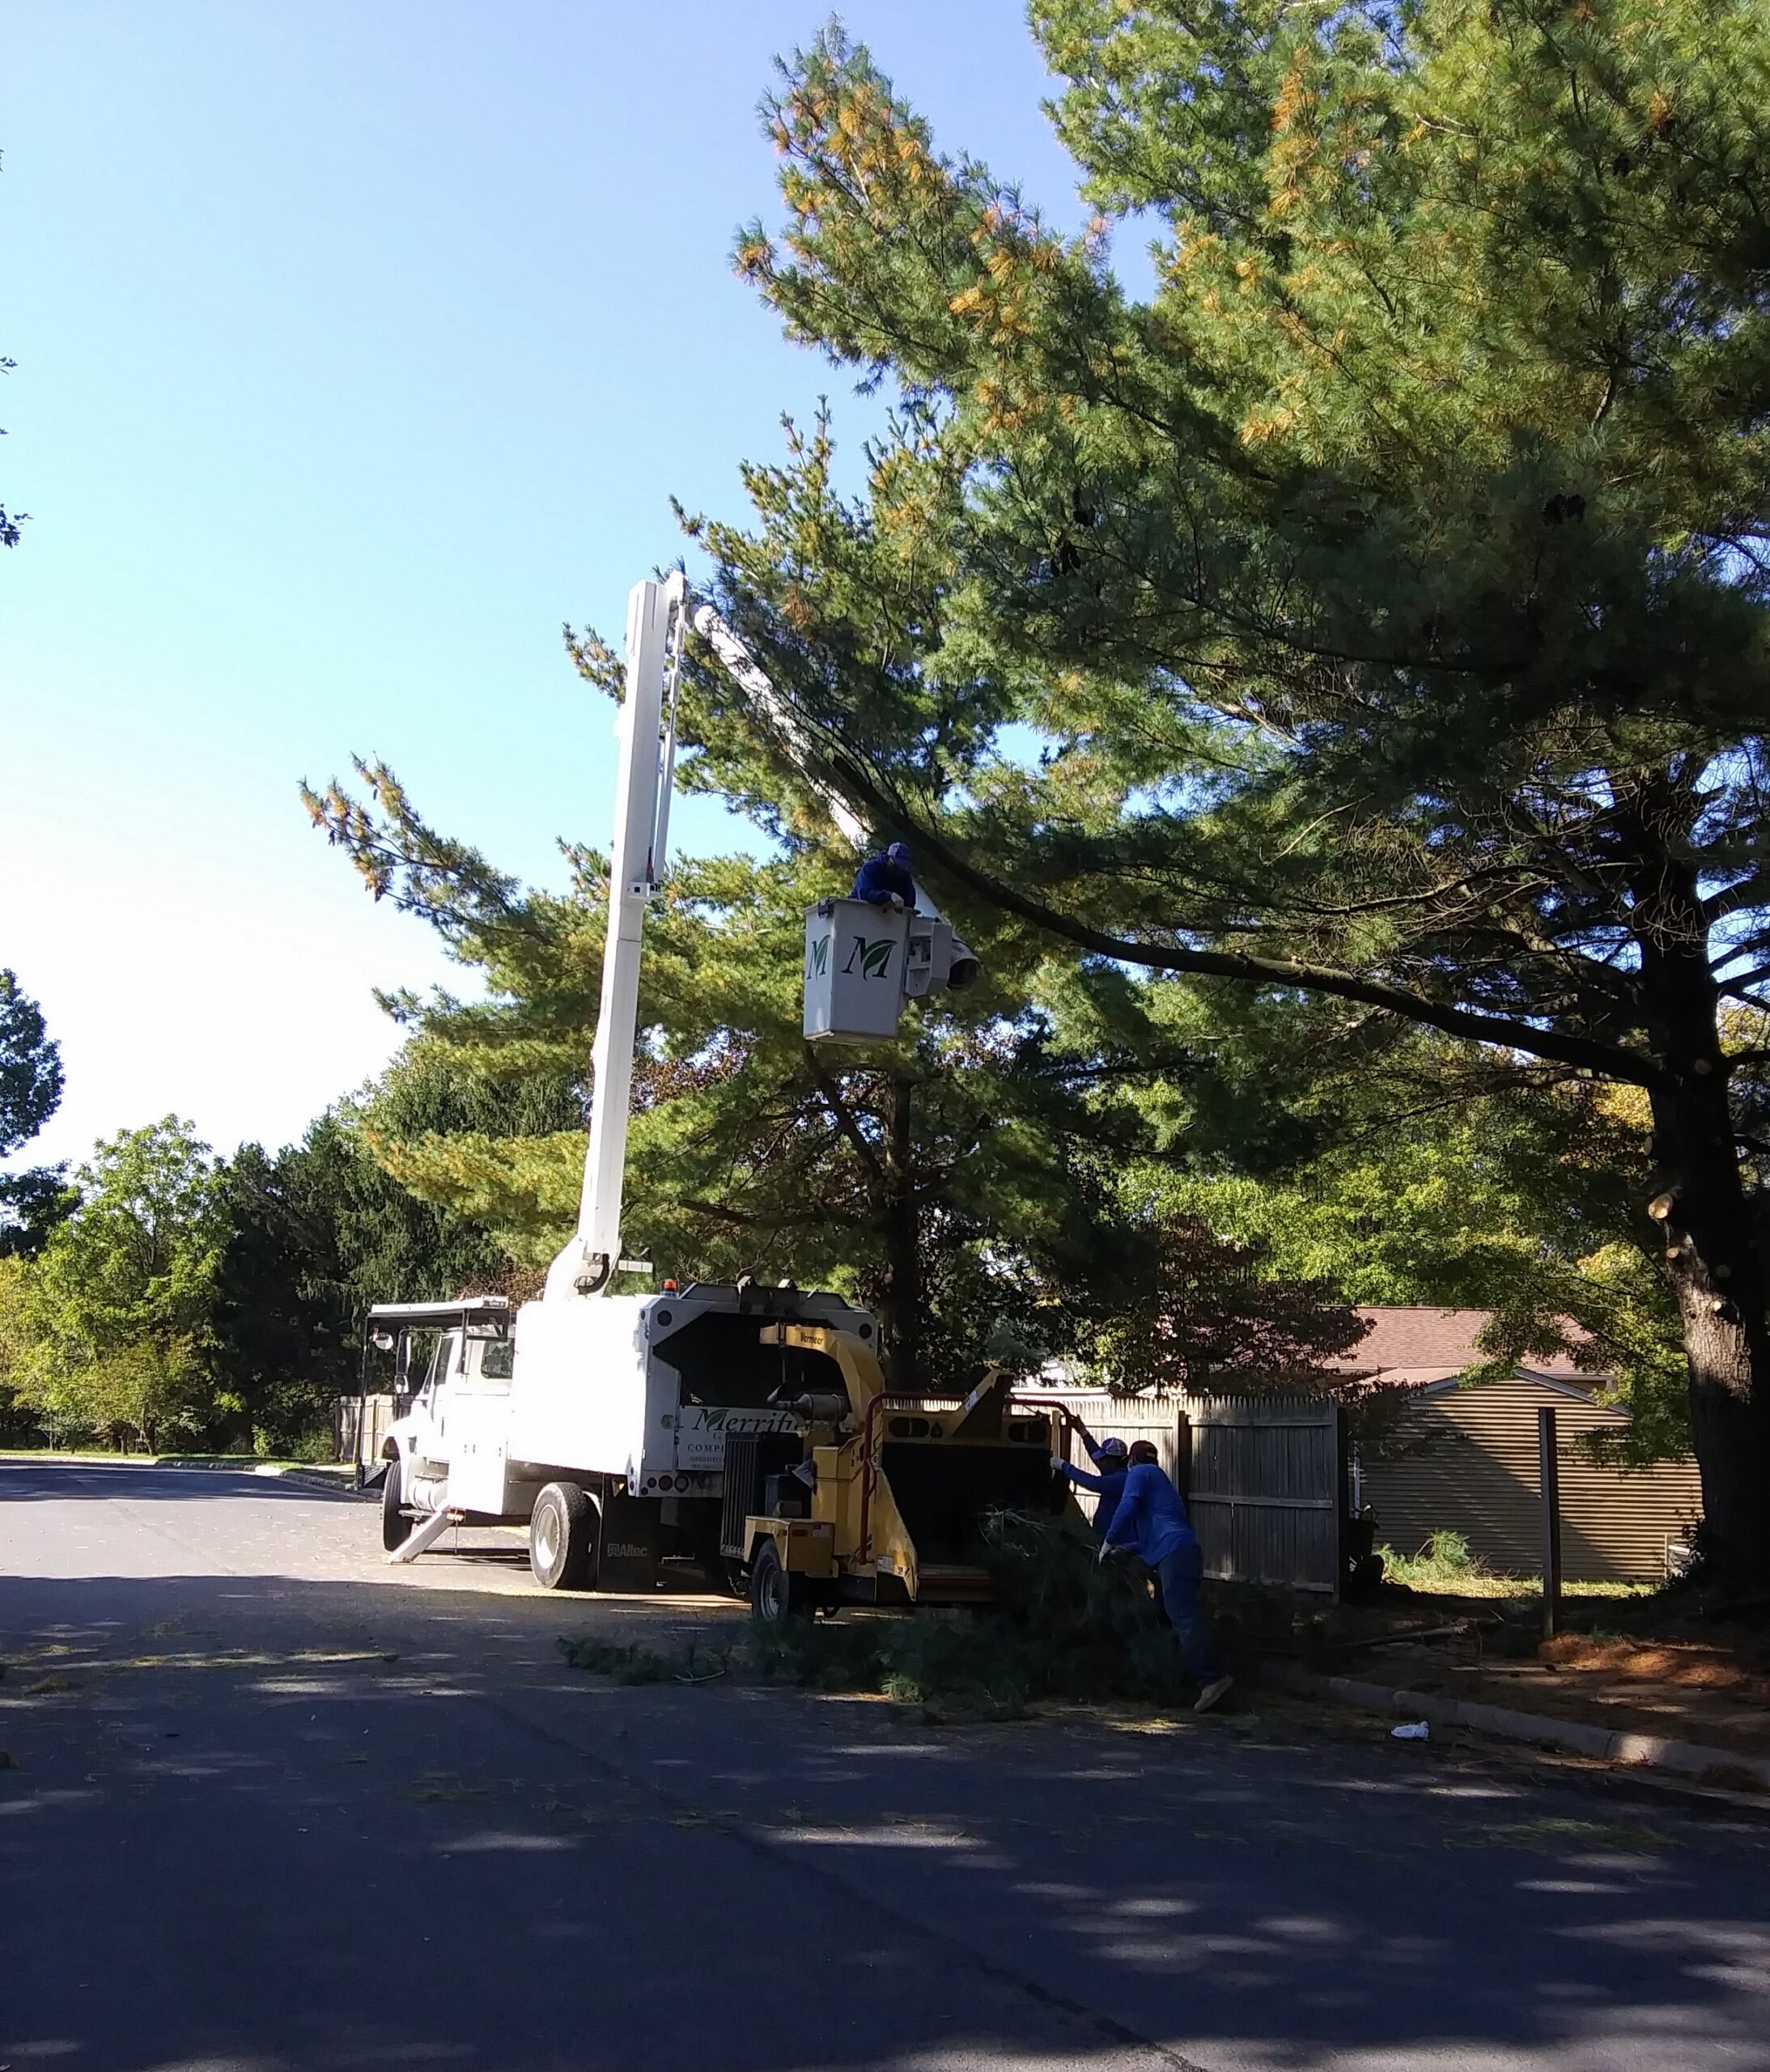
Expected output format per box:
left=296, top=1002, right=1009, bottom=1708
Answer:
left=1194, top=1675, right=1233, bottom=1714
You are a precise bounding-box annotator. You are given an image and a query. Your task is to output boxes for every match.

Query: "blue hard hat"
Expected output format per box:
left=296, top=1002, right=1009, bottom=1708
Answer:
left=886, top=841, right=912, bottom=868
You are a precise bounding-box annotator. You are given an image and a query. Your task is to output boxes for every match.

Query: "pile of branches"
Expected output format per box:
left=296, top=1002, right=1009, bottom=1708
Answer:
left=736, top=1509, right=1200, bottom=1718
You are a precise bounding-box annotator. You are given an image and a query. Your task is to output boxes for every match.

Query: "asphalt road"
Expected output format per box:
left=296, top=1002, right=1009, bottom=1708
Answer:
left=2, top=1460, right=1767, bottom=2072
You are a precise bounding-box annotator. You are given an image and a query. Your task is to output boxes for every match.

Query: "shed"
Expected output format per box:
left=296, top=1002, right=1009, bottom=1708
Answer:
left=1345, top=1309, right=1701, bottom=1583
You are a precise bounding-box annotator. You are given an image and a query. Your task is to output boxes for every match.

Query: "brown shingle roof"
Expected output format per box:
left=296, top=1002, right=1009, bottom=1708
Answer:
left=1329, top=1306, right=1607, bottom=1385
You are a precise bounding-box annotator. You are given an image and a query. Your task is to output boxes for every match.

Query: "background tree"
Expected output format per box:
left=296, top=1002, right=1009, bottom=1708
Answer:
left=305, top=760, right=1145, bottom=1382
left=1, top=349, right=26, bottom=549
left=0, top=968, right=73, bottom=1257
left=709, top=5, right=1770, bottom=1579
left=1126, top=1007, right=1687, bottom=1456
left=210, top=1050, right=554, bottom=1452
left=0, top=1119, right=226, bottom=1450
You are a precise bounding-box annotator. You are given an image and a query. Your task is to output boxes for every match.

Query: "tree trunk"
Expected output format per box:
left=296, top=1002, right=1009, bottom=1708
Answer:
left=876, top=1071, right=921, bottom=1388
left=1647, top=1066, right=1770, bottom=1586
left=1630, top=800, right=1770, bottom=1587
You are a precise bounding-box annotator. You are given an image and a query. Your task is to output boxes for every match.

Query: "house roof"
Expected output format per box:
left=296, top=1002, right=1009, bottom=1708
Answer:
left=1330, top=1306, right=1609, bottom=1388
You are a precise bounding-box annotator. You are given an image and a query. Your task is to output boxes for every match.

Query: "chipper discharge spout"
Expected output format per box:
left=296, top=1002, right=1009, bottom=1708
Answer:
left=724, top=1323, right=1075, bottom=1621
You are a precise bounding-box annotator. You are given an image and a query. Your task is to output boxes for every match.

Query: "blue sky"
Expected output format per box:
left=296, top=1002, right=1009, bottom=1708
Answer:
left=2, top=2, right=1092, bottom=1171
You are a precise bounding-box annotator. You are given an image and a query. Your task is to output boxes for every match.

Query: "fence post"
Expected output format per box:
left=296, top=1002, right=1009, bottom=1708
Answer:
left=1539, top=1406, right=1562, bottom=1638
left=1332, top=1402, right=1349, bottom=1604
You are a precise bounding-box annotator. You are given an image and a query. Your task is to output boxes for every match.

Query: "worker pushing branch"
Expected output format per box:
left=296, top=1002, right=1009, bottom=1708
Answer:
left=1101, top=1439, right=1233, bottom=1714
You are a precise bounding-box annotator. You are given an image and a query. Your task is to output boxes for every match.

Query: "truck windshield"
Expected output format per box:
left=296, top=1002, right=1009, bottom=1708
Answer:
left=651, top=1312, right=847, bottom=1409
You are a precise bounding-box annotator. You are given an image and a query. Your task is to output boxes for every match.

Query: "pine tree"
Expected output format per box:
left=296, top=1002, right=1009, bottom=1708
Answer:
left=709, top=3, right=1770, bottom=1582
left=305, top=758, right=1160, bottom=1383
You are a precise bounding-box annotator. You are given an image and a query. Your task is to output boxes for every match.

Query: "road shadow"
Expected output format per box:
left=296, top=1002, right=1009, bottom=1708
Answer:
left=2, top=1567, right=1768, bottom=2072
left=0, top=1460, right=367, bottom=1504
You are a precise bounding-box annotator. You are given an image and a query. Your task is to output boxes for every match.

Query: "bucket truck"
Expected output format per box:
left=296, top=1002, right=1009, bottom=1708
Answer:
left=360, top=574, right=1074, bottom=1608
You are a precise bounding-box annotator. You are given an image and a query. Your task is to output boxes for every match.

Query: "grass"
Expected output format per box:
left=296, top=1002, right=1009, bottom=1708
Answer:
left=1377, top=1531, right=1653, bottom=1600
left=557, top=1636, right=733, bottom=1686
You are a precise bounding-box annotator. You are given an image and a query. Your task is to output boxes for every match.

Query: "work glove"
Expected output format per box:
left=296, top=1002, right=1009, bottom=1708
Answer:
left=889, top=892, right=906, bottom=911
left=1050, top=1454, right=1068, bottom=1475
left=1095, top=1541, right=1115, bottom=1566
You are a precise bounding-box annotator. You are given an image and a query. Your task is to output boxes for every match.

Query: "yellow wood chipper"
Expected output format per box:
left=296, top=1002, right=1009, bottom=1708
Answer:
left=723, top=1320, right=1083, bottom=1620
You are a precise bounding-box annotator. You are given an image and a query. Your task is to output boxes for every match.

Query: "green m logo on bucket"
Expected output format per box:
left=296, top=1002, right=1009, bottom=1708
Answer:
left=809, top=935, right=830, bottom=978
left=843, top=936, right=895, bottom=980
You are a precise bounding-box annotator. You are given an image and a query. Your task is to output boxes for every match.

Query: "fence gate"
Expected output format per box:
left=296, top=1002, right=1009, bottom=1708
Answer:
left=336, top=1392, right=397, bottom=1471
left=1181, top=1396, right=1346, bottom=1597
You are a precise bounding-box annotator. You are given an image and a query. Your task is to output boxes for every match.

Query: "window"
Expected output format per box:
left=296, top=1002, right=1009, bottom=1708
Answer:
left=422, top=1331, right=461, bottom=1397
left=650, top=1311, right=846, bottom=1409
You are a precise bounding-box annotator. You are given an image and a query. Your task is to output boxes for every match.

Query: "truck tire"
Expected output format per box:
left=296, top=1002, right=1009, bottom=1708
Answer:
left=530, top=1481, right=596, bottom=1591
left=748, top=1539, right=808, bottom=1622
left=381, top=1456, right=411, bottom=1552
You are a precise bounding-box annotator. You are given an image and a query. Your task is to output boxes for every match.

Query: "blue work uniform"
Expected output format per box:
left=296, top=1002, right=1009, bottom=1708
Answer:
left=1106, top=1462, right=1224, bottom=1685
left=1059, top=1445, right=1128, bottom=1544
left=851, top=855, right=917, bottom=908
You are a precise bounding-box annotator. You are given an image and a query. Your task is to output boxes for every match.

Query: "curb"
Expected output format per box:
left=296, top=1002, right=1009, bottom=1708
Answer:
left=0, top=1454, right=365, bottom=1495
left=275, top=1469, right=370, bottom=1497
left=1255, top=1658, right=1770, bottom=1793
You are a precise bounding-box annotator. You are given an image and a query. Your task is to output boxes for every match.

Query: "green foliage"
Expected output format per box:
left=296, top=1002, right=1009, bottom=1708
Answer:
left=736, top=1510, right=1203, bottom=1717
left=0, top=1047, right=523, bottom=1453
left=1138, top=1033, right=1692, bottom=1454
left=554, top=1636, right=694, bottom=1685
left=307, top=762, right=1369, bottom=1389
left=0, top=969, right=70, bottom=1259
left=306, top=758, right=1155, bottom=1381
left=1381, top=1529, right=1486, bottom=1590
left=0, top=1120, right=227, bottom=1448
left=1080, top=1210, right=1367, bottom=1395
left=210, top=1049, right=545, bottom=1451
left=711, top=4, right=1770, bottom=1568
left=554, top=1514, right=1208, bottom=1719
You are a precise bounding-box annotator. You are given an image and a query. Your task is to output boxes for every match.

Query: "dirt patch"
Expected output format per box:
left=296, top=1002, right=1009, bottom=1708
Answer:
left=1540, top=1632, right=1770, bottom=1699
left=1272, top=1584, right=1770, bottom=1761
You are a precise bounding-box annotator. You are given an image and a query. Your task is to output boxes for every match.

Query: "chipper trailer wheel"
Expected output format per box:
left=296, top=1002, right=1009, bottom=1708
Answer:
left=381, top=1458, right=412, bottom=1552
left=748, top=1539, right=809, bottom=1623
left=530, top=1481, right=597, bottom=1591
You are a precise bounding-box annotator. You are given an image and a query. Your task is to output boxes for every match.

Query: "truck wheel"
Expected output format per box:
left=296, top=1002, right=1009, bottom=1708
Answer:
left=748, top=1540, right=807, bottom=1622
left=381, top=1458, right=412, bottom=1552
left=530, top=1482, right=596, bottom=1591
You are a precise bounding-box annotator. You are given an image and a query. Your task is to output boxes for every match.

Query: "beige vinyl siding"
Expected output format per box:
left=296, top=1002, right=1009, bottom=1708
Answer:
left=1360, top=1373, right=1701, bottom=1582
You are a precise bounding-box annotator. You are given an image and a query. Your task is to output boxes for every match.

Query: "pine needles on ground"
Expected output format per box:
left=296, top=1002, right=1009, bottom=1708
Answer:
left=561, top=1513, right=1207, bottom=1718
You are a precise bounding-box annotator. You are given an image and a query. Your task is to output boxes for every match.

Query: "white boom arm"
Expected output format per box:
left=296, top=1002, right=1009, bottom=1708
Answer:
left=545, top=573, right=686, bottom=1300
left=544, top=579, right=974, bottom=1303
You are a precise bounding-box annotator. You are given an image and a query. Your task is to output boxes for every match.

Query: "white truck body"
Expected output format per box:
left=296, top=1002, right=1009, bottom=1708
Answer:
left=385, top=1281, right=877, bottom=1523
left=369, top=573, right=959, bottom=1583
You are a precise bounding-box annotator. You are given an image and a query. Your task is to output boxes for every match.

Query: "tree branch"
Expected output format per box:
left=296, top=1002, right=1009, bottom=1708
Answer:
left=799, top=1042, right=889, bottom=1191
left=821, top=752, right=1662, bottom=1086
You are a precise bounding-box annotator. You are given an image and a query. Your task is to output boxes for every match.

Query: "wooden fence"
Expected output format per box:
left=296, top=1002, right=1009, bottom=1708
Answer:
left=335, top=1392, right=397, bottom=1471
left=1182, top=1397, right=1345, bottom=1595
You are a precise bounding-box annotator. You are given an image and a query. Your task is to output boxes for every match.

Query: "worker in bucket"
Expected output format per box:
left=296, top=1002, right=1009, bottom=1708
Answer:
left=1051, top=1430, right=1130, bottom=1544
left=851, top=841, right=917, bottom=911
left=1101, top=1438, right=1233, bottom=1714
